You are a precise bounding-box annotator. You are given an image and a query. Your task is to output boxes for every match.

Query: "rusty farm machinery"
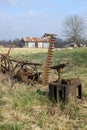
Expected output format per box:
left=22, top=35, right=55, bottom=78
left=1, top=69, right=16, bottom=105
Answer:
left=42, top=34, right=82, bottom=101
left=0, top=47, right=42, bottom=85
left=0, top=34, right=82, bottom=102
left=0, top=34, right=57, bottom=86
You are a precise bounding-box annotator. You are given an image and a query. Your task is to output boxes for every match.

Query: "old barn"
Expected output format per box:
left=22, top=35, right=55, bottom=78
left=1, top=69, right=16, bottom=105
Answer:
left=21, top=37, right=50, bottom=48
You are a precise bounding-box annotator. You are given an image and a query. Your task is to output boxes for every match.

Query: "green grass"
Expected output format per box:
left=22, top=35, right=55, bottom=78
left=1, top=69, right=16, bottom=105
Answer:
left=0, top=122, right=22, bottom=130
left=0, top=47, right=87, bottom=130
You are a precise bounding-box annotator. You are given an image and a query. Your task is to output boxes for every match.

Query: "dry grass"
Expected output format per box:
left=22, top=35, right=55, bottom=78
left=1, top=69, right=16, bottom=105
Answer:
left=0, top=47, right=87, bottom=130
left=0, top=82, right=87, bottom=130
left=0, top=48, right=48, bottom=54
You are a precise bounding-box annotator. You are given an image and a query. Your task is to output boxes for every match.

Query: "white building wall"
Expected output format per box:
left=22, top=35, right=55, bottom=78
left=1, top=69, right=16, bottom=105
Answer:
left=43, top=42, right=49, bottom=48
left=38, top=42, right=43, bottom=48
left=24, top=42, right=49, bottom=48
left=28, top=42, right=35, bottom=48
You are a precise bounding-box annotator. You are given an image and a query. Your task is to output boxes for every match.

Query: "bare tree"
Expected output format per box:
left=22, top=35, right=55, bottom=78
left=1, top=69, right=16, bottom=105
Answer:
left=63, top=15, right=85, bottom=44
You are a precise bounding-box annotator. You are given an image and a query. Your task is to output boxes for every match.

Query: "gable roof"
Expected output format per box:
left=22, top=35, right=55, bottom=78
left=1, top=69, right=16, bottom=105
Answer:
left=22, top=37, right=49, bottom=43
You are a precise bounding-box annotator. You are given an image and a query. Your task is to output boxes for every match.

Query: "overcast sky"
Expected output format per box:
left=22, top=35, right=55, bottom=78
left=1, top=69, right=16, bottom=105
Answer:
left=0, top=0, right=87, bottom=40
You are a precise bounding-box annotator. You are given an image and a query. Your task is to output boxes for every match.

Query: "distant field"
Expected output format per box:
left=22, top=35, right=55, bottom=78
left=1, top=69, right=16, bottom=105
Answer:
left=0, top=47, right=87, bottom=130
left=0, top=48, right=48, bottom=54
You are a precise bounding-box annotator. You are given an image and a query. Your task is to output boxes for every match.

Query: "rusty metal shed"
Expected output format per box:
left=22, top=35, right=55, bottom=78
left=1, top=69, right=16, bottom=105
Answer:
left=21, top=37, right=50, bottom=48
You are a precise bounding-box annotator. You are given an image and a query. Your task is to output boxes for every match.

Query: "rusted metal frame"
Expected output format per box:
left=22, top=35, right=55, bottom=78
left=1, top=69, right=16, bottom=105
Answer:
left=0, top=47, right=42, bottom=85
left=10, top=58, right=42, bottom=75
left=9, top=58, right=42, bottom=66
left=10, top=59, right=42, bottom=84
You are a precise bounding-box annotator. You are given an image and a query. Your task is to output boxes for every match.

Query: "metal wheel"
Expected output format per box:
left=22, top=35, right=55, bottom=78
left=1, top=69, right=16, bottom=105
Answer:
left=0, top=55, right=13, bottom=74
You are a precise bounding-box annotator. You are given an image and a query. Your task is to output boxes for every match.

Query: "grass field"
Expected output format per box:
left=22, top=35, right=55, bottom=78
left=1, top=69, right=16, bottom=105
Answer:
left=0, top=47, right=87, bottom=130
